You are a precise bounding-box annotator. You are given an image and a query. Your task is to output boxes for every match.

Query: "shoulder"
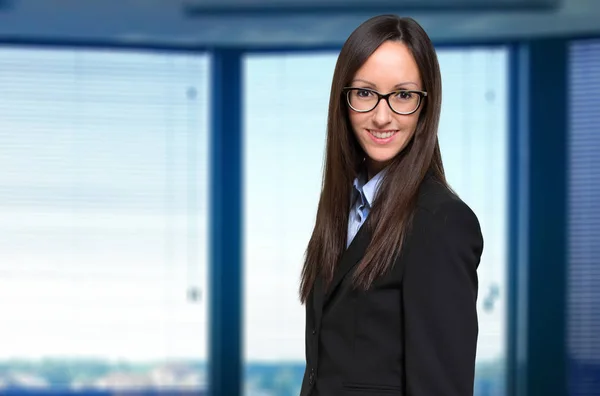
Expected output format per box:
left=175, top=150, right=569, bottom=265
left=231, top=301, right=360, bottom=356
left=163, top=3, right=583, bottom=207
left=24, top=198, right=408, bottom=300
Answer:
left=415, top=174, right=463, bottom=211
left=409, top=175, right=484, bottom=263
left=416, top=175, right=480, bottom=227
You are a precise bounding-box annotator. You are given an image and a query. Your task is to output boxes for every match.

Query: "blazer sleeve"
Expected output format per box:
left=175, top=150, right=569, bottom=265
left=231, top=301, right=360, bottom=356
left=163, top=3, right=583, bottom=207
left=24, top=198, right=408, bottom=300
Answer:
left=402, top=199, right=484, bottom=396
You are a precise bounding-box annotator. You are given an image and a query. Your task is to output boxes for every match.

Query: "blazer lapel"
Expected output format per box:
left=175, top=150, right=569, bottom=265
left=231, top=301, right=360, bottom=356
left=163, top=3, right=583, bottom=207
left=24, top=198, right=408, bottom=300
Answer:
left=312, top=271, right=325, bottom=330
left=323, top=222, right=372, bottom=305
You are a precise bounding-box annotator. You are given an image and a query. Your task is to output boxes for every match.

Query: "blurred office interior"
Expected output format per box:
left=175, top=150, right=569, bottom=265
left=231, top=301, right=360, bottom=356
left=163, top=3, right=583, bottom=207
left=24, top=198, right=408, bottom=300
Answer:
left=0, top=0, right=598, bottom=395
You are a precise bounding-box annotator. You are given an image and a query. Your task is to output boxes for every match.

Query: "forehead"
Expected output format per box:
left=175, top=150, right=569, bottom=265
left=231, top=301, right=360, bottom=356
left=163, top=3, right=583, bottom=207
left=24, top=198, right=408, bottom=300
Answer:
left=353, top=40, right=421, bottom=88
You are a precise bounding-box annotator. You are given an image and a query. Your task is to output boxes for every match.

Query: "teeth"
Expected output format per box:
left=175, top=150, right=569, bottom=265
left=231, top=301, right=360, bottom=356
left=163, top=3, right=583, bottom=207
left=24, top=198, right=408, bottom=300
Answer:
left=370, top=130, right=395, bottom=139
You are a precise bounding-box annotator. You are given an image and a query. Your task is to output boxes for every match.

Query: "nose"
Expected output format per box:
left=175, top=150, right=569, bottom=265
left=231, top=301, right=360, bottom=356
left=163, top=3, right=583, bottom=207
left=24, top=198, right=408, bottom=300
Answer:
left=372, top=98, right=393, bottom=126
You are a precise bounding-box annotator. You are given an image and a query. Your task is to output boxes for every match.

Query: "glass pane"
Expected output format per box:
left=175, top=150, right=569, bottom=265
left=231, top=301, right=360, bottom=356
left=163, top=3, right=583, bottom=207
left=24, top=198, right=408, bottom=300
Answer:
left=437, top=47, right=508, bottom=395
left=0, top=47, right=209, bottom=392
left=243, top=48, right=508, bottom=396
left=243, top=53, right=334, bottom=396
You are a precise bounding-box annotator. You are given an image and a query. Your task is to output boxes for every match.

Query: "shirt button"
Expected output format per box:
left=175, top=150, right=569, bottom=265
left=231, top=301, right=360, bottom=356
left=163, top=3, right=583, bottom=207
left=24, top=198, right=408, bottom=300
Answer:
left=309, top=369, right=315, bottom=385
left=312, top=328, right=316, bottom=335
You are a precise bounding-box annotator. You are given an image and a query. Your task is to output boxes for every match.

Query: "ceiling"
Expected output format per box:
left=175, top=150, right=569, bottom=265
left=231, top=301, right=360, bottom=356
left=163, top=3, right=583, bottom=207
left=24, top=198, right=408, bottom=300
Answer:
left=0, top=0, right=598, bottom=49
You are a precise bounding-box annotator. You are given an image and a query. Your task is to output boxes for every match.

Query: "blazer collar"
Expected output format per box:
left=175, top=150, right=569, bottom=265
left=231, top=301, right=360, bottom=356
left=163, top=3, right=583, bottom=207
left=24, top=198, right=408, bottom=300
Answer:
left=314, top=170, right=439, bottom=311
left=323, top=220, right=373, bottom=306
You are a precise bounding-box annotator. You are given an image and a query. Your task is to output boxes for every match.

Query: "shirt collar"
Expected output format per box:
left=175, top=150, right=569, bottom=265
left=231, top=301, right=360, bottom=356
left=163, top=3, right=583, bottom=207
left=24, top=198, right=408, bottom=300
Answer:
left=352, top=167, right=386, bottom=208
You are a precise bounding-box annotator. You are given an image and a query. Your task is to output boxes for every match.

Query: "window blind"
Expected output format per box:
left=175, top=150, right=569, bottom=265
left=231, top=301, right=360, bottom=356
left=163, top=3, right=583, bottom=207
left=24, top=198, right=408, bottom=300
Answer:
left=0, top=47, right=209, bottom=391
left=568, top=38, right=600, bottom=396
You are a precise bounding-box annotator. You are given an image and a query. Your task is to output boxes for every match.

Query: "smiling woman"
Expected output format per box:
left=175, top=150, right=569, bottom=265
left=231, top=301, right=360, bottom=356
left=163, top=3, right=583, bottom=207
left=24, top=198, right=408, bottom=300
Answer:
left=298, top=15, right=484, bottom=396
left=242, top=27, right=508, bottom=396
left=343, top=40, right=427, bottom=177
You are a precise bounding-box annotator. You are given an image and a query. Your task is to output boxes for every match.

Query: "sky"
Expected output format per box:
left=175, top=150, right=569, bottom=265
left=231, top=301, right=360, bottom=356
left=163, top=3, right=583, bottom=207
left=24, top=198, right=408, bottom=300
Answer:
left=0, top=46, right=507, bottom=364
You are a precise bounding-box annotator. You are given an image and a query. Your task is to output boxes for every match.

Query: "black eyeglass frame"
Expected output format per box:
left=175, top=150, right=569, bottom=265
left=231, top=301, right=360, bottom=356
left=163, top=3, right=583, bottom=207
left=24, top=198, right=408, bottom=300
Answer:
left=342, top=87, right=428, bottom=115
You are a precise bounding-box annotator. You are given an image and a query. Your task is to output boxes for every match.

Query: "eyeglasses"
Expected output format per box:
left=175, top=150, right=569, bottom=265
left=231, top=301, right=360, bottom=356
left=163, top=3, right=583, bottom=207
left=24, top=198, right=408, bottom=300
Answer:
left=342, top=87, right=427, bottom=115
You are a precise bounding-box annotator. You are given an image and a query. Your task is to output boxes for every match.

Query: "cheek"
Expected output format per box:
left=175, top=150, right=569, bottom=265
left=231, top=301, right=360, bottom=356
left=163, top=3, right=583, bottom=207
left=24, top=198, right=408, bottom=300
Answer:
left=348, top=112, right=364, bottom=135
left=394, top=113, right=419, bottom=135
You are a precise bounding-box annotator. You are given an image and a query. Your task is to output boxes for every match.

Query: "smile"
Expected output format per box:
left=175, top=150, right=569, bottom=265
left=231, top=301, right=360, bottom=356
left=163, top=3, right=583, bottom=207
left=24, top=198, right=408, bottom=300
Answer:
left=368, top=129, right=397, bottom=139
left=367, top=129, right=399, bottom=143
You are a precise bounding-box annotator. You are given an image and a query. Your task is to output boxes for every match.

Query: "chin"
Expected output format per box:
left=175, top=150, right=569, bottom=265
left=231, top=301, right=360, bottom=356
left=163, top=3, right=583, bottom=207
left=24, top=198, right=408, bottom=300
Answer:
left=365, top=149, right=400, bottom=165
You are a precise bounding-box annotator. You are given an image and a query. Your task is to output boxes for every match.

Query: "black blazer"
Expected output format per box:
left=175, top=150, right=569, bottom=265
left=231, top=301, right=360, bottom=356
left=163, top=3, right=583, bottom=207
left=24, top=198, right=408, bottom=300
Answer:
left=300, top=175, right=484, bottom=396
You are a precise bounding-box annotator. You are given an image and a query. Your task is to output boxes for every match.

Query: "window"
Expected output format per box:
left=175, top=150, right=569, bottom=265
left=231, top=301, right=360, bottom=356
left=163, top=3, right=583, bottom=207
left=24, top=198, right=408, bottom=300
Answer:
left=567, top=39, right=600, bottom=396
left=243, top=53, right=334, bottom=396
left=437, top=48, right=508, bottom=396
left=242, top=48, right=508, bottom=396
left=0, top=47, right=209, bottom=392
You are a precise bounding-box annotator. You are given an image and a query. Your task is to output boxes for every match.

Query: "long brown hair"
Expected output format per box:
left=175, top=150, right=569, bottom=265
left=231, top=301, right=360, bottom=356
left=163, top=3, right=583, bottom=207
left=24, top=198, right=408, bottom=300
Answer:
left=299, top=15, right=447, bottom=303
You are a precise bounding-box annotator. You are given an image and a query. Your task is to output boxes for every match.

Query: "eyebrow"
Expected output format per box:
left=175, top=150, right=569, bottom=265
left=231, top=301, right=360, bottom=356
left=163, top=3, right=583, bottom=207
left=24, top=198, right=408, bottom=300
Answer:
left=351, top=78, right=419, bottom=89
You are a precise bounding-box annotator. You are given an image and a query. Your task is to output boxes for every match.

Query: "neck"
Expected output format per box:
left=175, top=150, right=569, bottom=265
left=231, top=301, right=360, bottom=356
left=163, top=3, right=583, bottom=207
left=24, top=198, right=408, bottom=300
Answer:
left=365, top=159, right=388, bottom=181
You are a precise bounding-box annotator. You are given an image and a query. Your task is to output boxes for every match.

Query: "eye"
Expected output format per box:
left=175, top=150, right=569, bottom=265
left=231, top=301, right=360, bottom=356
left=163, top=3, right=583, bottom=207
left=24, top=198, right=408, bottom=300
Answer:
left=356, top=89, right=373, bottom=98
left=396, top=91, right=413, bottom=100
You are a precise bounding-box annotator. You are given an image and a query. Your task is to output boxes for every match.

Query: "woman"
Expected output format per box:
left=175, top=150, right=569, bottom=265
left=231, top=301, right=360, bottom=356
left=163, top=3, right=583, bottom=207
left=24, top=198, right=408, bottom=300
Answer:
left=299, top=15, right=484, bottom=396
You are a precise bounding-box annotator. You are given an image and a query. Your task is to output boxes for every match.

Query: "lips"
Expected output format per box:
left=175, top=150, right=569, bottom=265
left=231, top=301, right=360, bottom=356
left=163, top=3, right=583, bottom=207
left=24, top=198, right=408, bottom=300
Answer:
left=365, top=129, right=399, bottom=145
left=368, top=129, right=398, bottom=139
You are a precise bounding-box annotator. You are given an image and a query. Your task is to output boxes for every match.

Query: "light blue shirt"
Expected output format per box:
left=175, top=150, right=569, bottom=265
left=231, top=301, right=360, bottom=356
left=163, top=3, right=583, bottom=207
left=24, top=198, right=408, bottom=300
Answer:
left=347, top=168, right=386, bottom=247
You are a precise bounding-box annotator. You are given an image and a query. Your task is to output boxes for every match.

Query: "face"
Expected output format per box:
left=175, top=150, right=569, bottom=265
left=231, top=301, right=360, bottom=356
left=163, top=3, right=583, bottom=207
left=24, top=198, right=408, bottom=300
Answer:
left=347, top=40, right=424, bottom=177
